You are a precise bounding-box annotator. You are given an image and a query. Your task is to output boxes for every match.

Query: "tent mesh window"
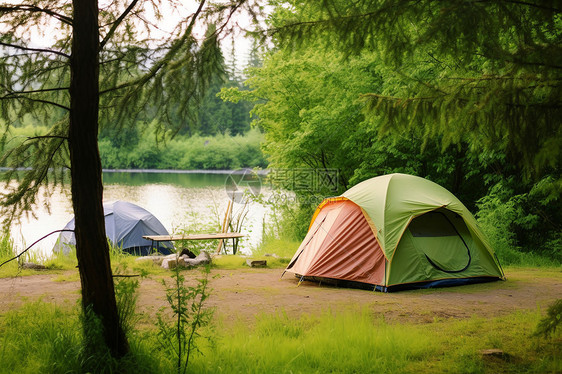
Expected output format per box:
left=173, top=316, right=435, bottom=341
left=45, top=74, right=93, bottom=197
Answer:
left=408, top=210, right=471, bottom=273
left=409, top=211, right=459, bottom=237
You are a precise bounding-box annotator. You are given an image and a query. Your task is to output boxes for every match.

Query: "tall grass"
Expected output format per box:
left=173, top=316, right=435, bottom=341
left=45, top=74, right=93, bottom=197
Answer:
left=253, top=238, right=300, bottom=258
left=1, top=301, right=560, bottom=373
left=192, top=309, right=560, bottom=374
left=193, top=310, right=434, bottom=373
left=0, top=302, right=82, bottom=374
left=0, top=233, right=14, bottom=261
left=0, top=233, right=19, bottom=277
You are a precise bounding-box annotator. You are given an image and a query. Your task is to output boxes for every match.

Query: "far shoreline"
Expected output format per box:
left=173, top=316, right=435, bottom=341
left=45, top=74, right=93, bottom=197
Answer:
left=1, top=167, right=269, bottom=175
left=102, top=168, right=269, bottom=175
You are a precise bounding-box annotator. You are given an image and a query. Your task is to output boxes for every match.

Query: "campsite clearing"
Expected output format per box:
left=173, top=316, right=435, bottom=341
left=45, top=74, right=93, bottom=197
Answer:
left=0, top=267, right=560, bottom=324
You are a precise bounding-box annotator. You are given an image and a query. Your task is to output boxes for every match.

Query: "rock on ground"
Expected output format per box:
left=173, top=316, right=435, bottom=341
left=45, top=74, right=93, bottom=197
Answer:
left=161, top=251, right=212, bottom=269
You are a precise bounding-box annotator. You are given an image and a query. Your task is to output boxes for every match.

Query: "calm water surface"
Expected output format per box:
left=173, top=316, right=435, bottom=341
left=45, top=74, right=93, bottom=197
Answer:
left=9, top=171, right=270, bottom=257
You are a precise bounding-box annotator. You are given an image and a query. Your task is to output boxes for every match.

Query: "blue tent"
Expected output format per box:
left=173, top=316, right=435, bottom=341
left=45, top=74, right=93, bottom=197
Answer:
left=54, top=200, right=173, bottom=255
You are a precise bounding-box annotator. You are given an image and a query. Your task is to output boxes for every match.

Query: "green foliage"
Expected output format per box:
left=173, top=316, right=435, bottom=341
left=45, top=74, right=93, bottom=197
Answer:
left=157, top=264, right=213, bottom=374
left=234, top=0, right=562, bottom=256
left=266, top=0, right=562, bottom=176
left=477, top=178, right=562, bottom=265
left=534, top=299, right=562, bottom=339
left=227, top=47, right=384, bottom=191
left=0, top=232, right=13, bottom=261
left=197, top=74, right=253, bottom=136
left=99, top=127, right=266, bottom=170
left=113, top=267, right=142, bottom=336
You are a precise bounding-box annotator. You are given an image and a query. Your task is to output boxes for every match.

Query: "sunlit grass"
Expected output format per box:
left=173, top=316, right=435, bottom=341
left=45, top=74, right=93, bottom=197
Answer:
left=253, top=238, right=301, bottom=258
left=1, top=294, right=560, bottom=373
left=191, top=310, right=435, bottom=373
left=212, top=254, right=289, bottom=269
left=190, top=308, right=560, bottom=374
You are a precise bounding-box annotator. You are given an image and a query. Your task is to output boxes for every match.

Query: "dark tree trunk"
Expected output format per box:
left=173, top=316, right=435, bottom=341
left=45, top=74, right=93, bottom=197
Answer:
left=69, top=0, right=129, bottom=357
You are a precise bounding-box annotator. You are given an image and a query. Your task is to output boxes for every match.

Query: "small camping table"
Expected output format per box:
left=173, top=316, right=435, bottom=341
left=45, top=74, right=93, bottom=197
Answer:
left=143, top=233, right=245, bottom=254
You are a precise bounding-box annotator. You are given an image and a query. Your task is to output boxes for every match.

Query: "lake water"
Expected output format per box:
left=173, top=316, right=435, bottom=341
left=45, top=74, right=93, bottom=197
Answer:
left=7, top=171, right=272, bottom=258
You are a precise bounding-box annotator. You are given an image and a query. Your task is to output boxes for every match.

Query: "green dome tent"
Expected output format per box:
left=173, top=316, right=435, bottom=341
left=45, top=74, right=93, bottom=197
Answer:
left=283, top=174, right=505, bottom=291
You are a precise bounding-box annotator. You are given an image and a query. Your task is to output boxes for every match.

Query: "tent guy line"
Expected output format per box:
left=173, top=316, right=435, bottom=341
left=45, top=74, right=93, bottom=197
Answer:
left=0, top=229, right=74, bottom=269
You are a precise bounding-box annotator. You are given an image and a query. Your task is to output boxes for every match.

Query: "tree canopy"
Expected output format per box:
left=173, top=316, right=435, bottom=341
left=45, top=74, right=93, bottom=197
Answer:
left=265, top=0, right=562, bottom=178
left=222, top=0, right=560, bottom=257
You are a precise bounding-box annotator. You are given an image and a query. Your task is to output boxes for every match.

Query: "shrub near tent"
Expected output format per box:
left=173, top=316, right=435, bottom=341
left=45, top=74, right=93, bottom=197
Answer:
left=284, top=174, right=505, bottom=291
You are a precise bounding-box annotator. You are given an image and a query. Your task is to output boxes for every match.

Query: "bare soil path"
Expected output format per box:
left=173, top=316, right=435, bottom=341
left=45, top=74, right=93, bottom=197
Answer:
left=1, top=268, right=560, bottom=324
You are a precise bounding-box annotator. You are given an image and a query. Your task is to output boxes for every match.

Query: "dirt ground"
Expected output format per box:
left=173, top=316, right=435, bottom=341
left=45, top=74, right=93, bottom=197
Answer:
left=1, top=267, right=561, bottom=324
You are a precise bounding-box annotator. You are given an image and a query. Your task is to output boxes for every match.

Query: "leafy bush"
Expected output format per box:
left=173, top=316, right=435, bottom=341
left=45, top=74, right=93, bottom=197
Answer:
left=477, top=178, right=561, bottom=266
left=99, top=127, right=267, bottom=170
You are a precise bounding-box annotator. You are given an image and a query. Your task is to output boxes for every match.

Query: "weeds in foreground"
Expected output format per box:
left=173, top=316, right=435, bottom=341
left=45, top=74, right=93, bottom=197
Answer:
left=157, top=262, right=213, bottom=374
left=114, top=265, right=143, bottom=335
left=0, top=233, right=13, bottom=260
left=534, top=299, right=562, bottom=339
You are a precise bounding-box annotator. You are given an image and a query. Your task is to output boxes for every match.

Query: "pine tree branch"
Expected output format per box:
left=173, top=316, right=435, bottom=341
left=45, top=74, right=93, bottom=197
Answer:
left=264, top=4, right=401, bottom=38
left=1, top=87, right=69, bottom=96
left=99, top=0, right=207, bottom=96
left=363, top=92, right=562, bottom=109
left=362, top=93, right=444, bottom=103
left=0, top=41, right=69, bottom=58
left=25, top=135, right=69, bottom=141
left=508, top=58, right=562, bottom=71
left=212, top=0, right=246, bottom=38
left=0, top=94, right=70, bottom=111
left=100, top=0, right=141, bottom=50
left=0, top=4, right=73, bottom=25
left=495, top=0, right=561, bottom=13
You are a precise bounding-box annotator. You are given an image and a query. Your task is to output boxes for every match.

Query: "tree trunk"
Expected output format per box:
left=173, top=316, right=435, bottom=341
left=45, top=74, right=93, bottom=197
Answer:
left=69, top=0, right=129, bottom=357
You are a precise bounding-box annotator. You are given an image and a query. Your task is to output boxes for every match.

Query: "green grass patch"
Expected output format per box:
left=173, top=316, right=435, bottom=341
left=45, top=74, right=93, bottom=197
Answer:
left=0, top=301, right=167, bottom=373
left=195, top=310, right=434, bottom=373
left=212, top=254, right=290, bottom=269
left=253, top=238, right=301, bottom=258
left=1, top=300, right=560, bottom=373
left=190, top=308, right=561, bottom=374
left=0, top=301, right=83, bottom=374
